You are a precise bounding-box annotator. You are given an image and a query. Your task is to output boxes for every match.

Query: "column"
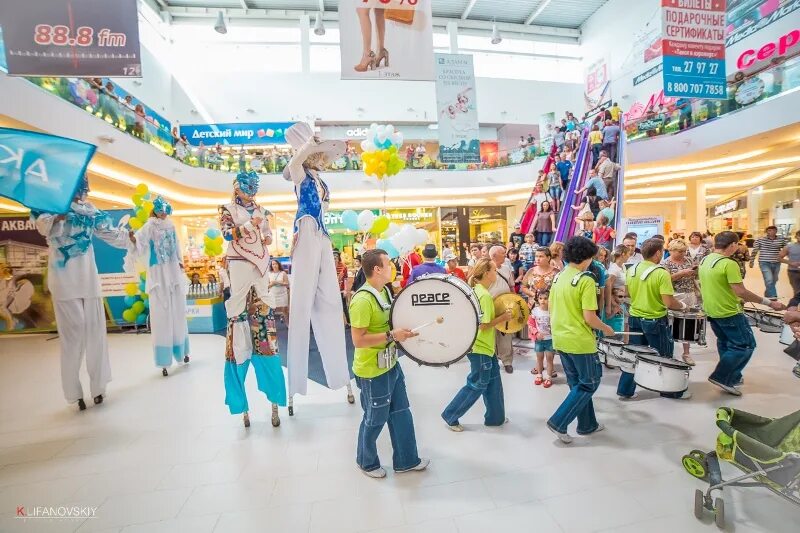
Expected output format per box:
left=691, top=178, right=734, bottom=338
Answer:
left=684, top=180, right=707, bottom=233
left=447, top=21, right=458, bottom=53
left=300, top=14, right=310, bottom=74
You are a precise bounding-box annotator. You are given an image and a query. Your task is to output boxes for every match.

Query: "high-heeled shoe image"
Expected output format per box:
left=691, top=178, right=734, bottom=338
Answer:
left=375, top=48, right=389, bottom=68
left=354, top=51, right=376, bottom=72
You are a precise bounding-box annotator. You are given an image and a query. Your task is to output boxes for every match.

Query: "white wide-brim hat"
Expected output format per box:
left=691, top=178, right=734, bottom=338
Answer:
left=285, top=122, right=345, bottom=161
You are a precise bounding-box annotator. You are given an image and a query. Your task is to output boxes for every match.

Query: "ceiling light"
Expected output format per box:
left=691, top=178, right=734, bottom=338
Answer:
left=313, top=13, right=326, bottom=36
left=214, top=11, right=227, bottom=35
left=491, top=23, right=502, bottom=45
left=626, top=149, right=768, bottom=177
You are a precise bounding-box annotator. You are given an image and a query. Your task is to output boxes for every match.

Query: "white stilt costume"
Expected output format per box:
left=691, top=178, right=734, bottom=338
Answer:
left=34, top=180, right=130, bottom=406
left=127, top=197, right=190, bottom=373
left=284, top=123, right=352, bottom=401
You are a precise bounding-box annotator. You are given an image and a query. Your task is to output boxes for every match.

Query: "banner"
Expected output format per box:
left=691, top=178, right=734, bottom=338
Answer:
left=538, top=112, right=556, bottom=151
left=725, top=0, right=800, bottom=47
left=179, top=122, right=297, bottom=147
left=623, top=215, right=664, bottom=246
left=584, top=58, right=610, bottom=112
left=0, top=215, right=55, bottom=333
left=338, top=0, right=434, bottom=81
left=662, top=0, right=728, bottom=99
left=0, top=127, right=96, bottom=214
left=0, top=0, right=142, bottom=77
left=434, top=53, right=480, bottom=164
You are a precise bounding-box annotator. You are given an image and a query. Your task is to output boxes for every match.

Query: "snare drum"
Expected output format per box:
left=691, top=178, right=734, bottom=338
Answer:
left=633, top=351, right=691, bottom=393
left=599, top=338, right=625, bottom=368
left=390, top=274, right=481, bottom=367
left=669, top=310, right=707, bottom=345
left=616, top=345, right=645, bottom=373
left=780, top=324, right=795, bottom=346
left=758, top=310, right=784, bottom=333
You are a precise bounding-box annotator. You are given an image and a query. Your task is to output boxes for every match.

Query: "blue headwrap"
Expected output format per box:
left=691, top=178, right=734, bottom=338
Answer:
left=152, top=195, right=173, bottom=216
left=235, top=171, right=260, bottom=197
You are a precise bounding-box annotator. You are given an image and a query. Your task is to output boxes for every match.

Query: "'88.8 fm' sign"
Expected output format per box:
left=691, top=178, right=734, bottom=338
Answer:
left=0, top=0, right=142, bottom=77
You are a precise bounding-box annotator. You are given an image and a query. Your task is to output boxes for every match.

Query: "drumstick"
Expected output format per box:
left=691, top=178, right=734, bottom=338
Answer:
left=411, top=316, right=444, bottom=333
left=613, top=331, right=644, bottom=335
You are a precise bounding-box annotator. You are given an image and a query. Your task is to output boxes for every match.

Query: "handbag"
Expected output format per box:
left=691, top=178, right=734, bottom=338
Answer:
left=385, top=8, right=415, bottom=24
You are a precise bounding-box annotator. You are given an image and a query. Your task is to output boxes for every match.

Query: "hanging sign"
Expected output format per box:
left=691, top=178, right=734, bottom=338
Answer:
left=0, top=0, right=142, bottom=77
left=179, top=122, right=297, bottom=147
left=662, top=0, right=728, bottom=99
left=434, top=53, right=480, bottom=164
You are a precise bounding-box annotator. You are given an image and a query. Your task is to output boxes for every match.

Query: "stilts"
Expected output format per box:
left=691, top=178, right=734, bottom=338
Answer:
left=288, top=396, right=294, bottom=416
left=93, top=394, right=103, bottom=405
left=271, top=403, right=280, bottom=427
left=162, top=368, right=168, bottom=377
left=243, top=411, right=250, bottom=428
left=347, top=383, right=355, bottom=404
left=77, top=398, right=86, bottom=411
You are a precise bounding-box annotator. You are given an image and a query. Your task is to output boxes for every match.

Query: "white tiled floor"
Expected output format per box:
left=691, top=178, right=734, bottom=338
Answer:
left=2, top=299, right=800, bottom=531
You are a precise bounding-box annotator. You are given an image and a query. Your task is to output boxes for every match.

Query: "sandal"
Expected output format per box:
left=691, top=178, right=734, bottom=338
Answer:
left=534, top=375, right=543, bottom=386
left=551, top=371, right=558, bottom=378
left=531, top=368, right=540, bottom=375
left=682, top=354, right=696, bottom=366
left=543, top=379, right=553, bottom=388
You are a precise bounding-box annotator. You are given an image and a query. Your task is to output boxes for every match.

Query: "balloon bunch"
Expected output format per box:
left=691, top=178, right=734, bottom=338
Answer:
left=378, top=223, right=428, bottom=258
left=122, top=272, right=149, bottom=325
left=129, top=184, right=154, bottom=230
left=341, top=209, right=389, bottom=235
left=359, top=124, right=405, bottom=180
left=204, top=223, right=224, bottom=257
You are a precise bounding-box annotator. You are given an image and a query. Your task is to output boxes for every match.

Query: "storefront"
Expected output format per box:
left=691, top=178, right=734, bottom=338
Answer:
left=441, top=206, right=509, bottom=263
left=707, top=197, right=749, bottom=235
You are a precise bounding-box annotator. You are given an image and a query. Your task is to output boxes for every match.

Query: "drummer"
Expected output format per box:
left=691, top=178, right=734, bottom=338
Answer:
left=698, top=231, right=786, bottom=396
left=617, top=238, right=692, bottom=401
left=349, top=249, right=429, bottom=478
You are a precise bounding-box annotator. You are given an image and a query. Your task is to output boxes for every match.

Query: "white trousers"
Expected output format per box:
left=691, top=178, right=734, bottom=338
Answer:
left=226, top=260, right=270, bottom=318
left=287, top=218, right=350, bottom=395
left=149, top=286, right=190, bottom=368
left=53, top=298, right=111, bottom=403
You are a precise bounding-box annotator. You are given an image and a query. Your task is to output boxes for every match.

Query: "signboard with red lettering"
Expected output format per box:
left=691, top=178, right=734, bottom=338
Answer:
left=661, top=0, right=728, bottom=99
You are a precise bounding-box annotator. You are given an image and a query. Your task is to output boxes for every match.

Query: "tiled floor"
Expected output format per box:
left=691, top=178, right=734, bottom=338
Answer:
left=1, top=270, right=798, bottom=532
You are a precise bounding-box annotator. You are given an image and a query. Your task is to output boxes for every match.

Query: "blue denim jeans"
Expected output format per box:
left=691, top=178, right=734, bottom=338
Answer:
left=442, top=354, right=505, bottom=426
left=759, top=261, right=781, bottom=298
left=536, top=232, right=554, bottom=247
left=708, top=314, right=756, bottom=387
left=547, top=352, right=602, bottom=435
left=355, top=364, right=421, bottom=472
left=549, top=186, right=562, bottom=202
left=617, top=315, right=681, bottom=398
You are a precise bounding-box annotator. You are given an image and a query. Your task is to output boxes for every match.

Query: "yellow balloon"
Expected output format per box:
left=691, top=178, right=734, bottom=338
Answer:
left=390, top=262, right=397, bottom=281
left=377, top=161, right=387, bottom=176
left=135, top=183, right=149, bottom=196
left=129, top=218, right=143, bottom=230
left=381, top=149, right=390, bottom=162
left=124, top=283, right=139, bottom=296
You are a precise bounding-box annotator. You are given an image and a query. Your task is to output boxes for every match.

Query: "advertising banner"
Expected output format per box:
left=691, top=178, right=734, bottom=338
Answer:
left=0, top=0, right=142, bottom=77
left=0, top=127, right=96, bottom=215
left=179, top=122, right=297, bottom=147
left=434, top=53, right=480, bottom=164
left=338, top=0, right=434, bottom=81
left=538, top=112, right=556, bottom=151
left=584, top=58, right=610, bottom=112
left=623, top=215, right=664, bottom=246
left=662, top=0, right=728, bottom=99
left=726, top=0, right=800, bottom=47
left=0, top=215, right=55, bottom=333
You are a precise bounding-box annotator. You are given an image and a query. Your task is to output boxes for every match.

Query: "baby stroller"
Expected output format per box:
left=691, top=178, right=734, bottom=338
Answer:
left=682, top=407, right=800, bottom=528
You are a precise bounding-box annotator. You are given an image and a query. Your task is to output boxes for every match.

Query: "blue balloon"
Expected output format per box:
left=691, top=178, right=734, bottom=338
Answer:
left=143, top=298, right=150, bottom=309
left=376, top=239, right=399, bottom=259
left=135, top=313, right=147, bottom=324
left=124, top=296, right=136, bottom=306
left=138, top=282, right=146, bottom=292
left=206, top=228, right=222, bottom=239
left=341, top=210, right=359, bottom=232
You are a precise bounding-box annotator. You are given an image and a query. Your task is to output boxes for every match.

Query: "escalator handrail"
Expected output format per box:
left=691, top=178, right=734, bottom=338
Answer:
left=613, top=119, right=626, bottom=246
left=517, top=142, right=559, bottom=234
left=554, top=126, right=592, bottom=242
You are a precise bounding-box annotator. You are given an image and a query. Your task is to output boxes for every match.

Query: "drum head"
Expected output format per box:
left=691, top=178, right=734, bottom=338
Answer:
left=622, top=345, right=659, bottom=356
left=390, top=276, right=480, bottom=367
left=635, top=352, right=692, bottom=370
left=601, top=338, right=626, bottom=347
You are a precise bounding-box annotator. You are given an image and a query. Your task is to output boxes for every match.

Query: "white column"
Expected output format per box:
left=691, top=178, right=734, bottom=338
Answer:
left=447, top=21, right=458, bottom=53
left=300, top=14, right=311, bottom=74
left=685, top=180, right=707, bottom=233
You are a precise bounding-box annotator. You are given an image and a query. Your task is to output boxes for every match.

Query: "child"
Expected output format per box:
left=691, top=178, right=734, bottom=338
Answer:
left=575, top=211, right=594, bottom=239
left=441, top=259, right=512, bottom=432
left=593, top=214, right=615, bottom=250
left=529, top=290, right=556, bottom=387
left=519, top=233, right=538, bottom=272
left=603, top=287, right=625, bottom=337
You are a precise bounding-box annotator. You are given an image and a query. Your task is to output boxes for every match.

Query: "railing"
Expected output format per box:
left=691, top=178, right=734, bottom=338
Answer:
left=624, top=55, right=800, bottom=143
left=20, top=74, right=550, bottom=174
left=555, top=126, right=592, bottom=242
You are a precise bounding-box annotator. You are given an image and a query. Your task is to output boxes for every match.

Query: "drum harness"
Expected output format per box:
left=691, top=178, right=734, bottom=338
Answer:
left=356, top=284, right=398, bottom=369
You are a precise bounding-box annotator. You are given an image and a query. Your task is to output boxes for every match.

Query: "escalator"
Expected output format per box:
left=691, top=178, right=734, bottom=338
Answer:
left=554, top=126, right=592, bottom=242
left=518, top=143, right=559, bottom=234
left=613, top=121, right=627, bottom=243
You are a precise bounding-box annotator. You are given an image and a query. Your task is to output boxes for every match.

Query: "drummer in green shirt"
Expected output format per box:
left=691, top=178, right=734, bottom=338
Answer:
left=699, top=231, right=785, bottom=396
left=616, top=238, right=690, bottom=400
left=349, top=249, right=429, bottom=479
left=546, top=237, right=615, bottom=444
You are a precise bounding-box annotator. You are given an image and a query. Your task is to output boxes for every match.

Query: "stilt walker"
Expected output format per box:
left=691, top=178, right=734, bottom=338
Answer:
left=284, top=122, right=354, bottom=414
left=127, top=196, right=190, bottom=376
left=33, top=176, right=131, bottom=411
left=220, top=171, right=285, bottom=427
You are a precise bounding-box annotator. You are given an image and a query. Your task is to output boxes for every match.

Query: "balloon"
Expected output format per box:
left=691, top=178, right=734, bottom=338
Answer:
left=143, top=298, right=150, bottom=309
left=132, top=301, right=145, bottom=314
left=385, top=222, right=400, bottom=237
left=360, top=139, right=372, bottom=152
left=390, top=261, right=397, bottom=281
left=124, top=283, right=139, bottom=296
left=140, top=271, right=147, bottom=281
left=416, top=228, right=428, bottom=244
left=122, top=309, right=136, bottom=323
left=135, top=313, right=147, bottom=325
left=138, top=281, right=146, bottom=292
left=357, top=210, right=376, bottom=232
left=132, top=194, right=143, bottom=206
left=124, top=295, right=136, bottom=306
left=135, top=184, right=149, bottom=196
left=137, top=208, right=149, bottom=222
left=129, top=218, right=143, bottom=230
left=376, top=238, right=399, bottom=259
left=341, top=209, right=359, bottom=232
left=370, top=216, right=389, bottom=235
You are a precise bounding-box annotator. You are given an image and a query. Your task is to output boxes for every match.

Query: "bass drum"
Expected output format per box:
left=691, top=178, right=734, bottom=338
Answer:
left=390, top=274, right=481, bottom=367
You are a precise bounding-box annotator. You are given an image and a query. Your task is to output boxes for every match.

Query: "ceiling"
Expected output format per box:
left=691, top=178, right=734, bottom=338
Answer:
left=148, top=0, right=609, bottom=30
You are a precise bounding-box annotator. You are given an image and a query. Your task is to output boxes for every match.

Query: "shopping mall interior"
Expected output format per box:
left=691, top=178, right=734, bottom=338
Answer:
left=1, top=0, right=799, bottom=532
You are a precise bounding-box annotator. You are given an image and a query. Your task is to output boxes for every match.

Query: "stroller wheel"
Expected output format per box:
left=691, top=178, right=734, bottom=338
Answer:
left=714, top=497, right=725, bottom=529
left=689, top=450, right=707, bottom=460
left=682, top=454, right=709, bottom=481
left=694, top=489, right=705, bottom=520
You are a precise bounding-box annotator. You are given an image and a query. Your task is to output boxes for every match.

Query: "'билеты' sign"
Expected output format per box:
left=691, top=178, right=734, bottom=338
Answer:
left=662, top=0, right=727, bottom=99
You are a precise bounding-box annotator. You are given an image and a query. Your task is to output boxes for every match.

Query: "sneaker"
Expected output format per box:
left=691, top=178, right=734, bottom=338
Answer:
left=708, top=378, right=742, bottom=396
left=396, top=458, right=430, bottom=473
left=673, top=391, right=692, bottom=400
left=734, top=377, right=744, bottom=387
left=547, top=424, right=573, bottom=444
left=504, top=365, right=514, bottom=374
left=447, top=423, right=464, bottom=432
left=793, top=364, right=800, bottom=378
left=579, top=423, right=605, bottom=436
left=360, top=466, right=387, bottom=479
left=618, top=392, right=640, bottom=401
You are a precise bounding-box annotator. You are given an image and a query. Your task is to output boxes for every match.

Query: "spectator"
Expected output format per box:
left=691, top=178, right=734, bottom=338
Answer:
left=519, top=233, right=538, bottom=272
left=408, top=244, right=446, bottom=284
left=609, top=102, right=622, bottom=122
left=405, top=144, right=414, bottom=166
left=467, top=244, right=481, bottom=267
left=333, top=250, right=350, bottom=326
left=589, top=124, right=603, bottom=167
left=601, top=120, right=621, bottom=162
left=576, top=169, right=609, bottom=200
left=593, top=214, right=615, bottom=251
left=593, top=107, right=606, bottom=125
left=519, top=136, right=527, bottom=149
left=687, top=231, right=711, bottom=264
left=351, top=257, right=366, bottom=293
left=400, top=248, right=422, bottom=288
left=573, top=186, right=602, bottom=219
left=197, top=141, right=207, bottom=168
left=595, top=150, right=621, bottom=199
left=555, top=155, right=572, bottom=191
left=532, top=201, right=556, bottom=247
left=443, top=249, right=466, bottom=281
left=622, top=233, right=644, bottom=266
left=780, top=230, right=800, bottom=294
left=508, top=248, right=525, bottom=293
left=731, top=241, right=751, bottom=278
left=554, top=127, right=566, bottom=151
left=676, top=97, right=693, bottom=130
left=750, top=225, right=789, bottom=299
left=481, top=244, right=491, bottom=259
left=532, top=184, right=551, bottom=212
left=509, top=224, right=525, bottom=250
left=596, top=199, right=616, bottom=226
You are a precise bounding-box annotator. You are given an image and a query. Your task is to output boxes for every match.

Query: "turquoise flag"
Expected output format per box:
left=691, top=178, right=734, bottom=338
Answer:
left=0, top=127, right=96, bottom=214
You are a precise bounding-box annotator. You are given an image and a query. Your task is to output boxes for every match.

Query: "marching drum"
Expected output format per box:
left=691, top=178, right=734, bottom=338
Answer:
left=633, top=350, right=692, bottom=393
left=615, top=345, right=643, bottom=374
left=390, top=274, right=481, bottom=367
left=670, top=310, right=707, bottom=345
left=780, top=324, right=795, bottom=346
left=758, top=310, right=784, bottom=333
left=600, top=339, right=626, bottom=370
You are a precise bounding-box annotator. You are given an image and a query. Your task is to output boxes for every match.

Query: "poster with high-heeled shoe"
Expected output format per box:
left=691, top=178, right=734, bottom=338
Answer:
left=338, top=0, right=434, bottom=81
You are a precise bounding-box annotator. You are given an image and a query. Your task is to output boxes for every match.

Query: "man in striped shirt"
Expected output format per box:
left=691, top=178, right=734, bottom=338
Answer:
left=749, top=226, right=789, bottom=299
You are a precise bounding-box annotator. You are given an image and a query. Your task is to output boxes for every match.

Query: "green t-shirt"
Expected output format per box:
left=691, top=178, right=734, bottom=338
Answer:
left=550, top=265, right=598, bottom=354
left=699, top=253, right=743, bottom=318
left=627, top=260, right=673, bottom=319
left=472, top=283, right=495, bottom=357
left=349, top=286, right=394, bottom=379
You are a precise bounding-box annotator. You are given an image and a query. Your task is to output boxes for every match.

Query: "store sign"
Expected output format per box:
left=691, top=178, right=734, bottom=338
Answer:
left=637, top=117, right=665, bottom=132
left=735, top=28, right=800, bottom=69
left=714, top=199, right=739, bottom=216
left=633, top=63, right=664, bottom=86
left=434, top=54, right=480, bottom=164
left=345, top=127, right=370, bottom=138
left=734, top=76, right=766, bottom=105
left=179, top=122, right=296, bottom=146
left=726, top=0, right=800, bottom=47
left=584, top=58, right=610, bottom=112
left=386, top=209, right=436, bottom=223
left=0, top=0, right=142, bottom=77
left=662, top=0, right=727, bottom=100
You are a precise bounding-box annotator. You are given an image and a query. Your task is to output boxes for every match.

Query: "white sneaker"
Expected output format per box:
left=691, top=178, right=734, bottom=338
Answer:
left=360, top=466, right=387, bottom=479
left=396, top=458, right=430, bottom=473
left=674, top=391, right=692, bottom=400
left=547, top=424, right=573, bottom=444
left=708, top=378, right=742, bottom=396
left=447, top=423, right=464, bottom=432
left=580, top=423, right=605, bottom=436
left=618, top=392, right=640, bottom=401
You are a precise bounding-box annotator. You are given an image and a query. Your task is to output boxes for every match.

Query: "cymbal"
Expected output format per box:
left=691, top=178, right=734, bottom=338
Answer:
left=493, top=293, right=530, bottom=334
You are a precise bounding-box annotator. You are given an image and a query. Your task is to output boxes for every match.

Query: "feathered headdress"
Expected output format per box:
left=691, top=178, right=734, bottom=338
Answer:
left=234, top=171, right=260, bottom=196
left=152, top=195, right=173, bottom=216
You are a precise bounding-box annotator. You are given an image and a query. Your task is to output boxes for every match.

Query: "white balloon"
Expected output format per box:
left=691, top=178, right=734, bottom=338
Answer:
left=360, top=139, right=371, bottom=151
left=385, top=222, right=400, bottom=237
left=392, top=132, right=404, bottom=147
left=357, top=210, right=376, bottom=232
left=385, top=125, right=395, bottom=136
left=416, top=228, right=428, bottom=245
